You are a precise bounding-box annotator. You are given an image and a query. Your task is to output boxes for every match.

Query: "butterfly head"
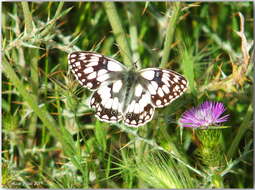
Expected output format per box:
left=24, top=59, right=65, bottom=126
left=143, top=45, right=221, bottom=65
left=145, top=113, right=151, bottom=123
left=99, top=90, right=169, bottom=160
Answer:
left=130, top=60, right=139, bottom=72
left=134, top=61, right=138, bottom=69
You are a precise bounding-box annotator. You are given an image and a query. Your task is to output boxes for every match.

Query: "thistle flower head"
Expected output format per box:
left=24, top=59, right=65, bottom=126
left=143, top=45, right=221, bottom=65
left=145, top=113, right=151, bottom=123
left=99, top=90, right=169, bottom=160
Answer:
left=179, top=101, right=229, bottom=128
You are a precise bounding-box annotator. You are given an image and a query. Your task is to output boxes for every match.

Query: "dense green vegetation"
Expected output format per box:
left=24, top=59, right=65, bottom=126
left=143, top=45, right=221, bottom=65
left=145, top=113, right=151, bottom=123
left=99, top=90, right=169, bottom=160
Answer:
left=2, top=2, right=253, bottom=188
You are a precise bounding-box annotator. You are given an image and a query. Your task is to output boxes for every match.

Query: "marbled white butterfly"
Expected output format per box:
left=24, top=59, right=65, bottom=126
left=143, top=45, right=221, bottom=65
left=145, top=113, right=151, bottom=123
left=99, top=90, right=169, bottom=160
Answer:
left=68, top=51, right=188, bottom=127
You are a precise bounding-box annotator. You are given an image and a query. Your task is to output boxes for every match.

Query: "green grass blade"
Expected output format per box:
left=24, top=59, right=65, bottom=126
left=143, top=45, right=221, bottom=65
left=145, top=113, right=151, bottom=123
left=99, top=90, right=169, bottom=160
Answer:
left=95, top=120, right=107, bottom=152
left=227, top=104, right=253, bottom=158
left=2, top=58, right=88, bottom=181
left=40, top=2, right=66, bottom=37
left=2, top=58, right=67, bottom=152
left=103, top=2, right=132, bottom=67
left=179, top=43, right=196, bottom=95
left=21, top=2, right=33, bottom=34
left=127, top=4, right=140, bottom=67
left=160, top=2, right=181, bottom=67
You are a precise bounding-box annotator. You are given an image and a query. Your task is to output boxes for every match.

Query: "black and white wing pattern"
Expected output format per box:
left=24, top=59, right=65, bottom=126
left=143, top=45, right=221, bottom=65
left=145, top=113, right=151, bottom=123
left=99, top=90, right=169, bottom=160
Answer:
left=123, top=84, right=155, bottom=127
left=90, top=81, right=124, bottom=123
left=139, top=68, right=188, bottom=108
left=68, top=51, right=126, bottom=122
left=68, top=51, right=127, bottom=90
left=68, top=51, right=188, bottom=127
left=122, top=69, right=188, bottom=127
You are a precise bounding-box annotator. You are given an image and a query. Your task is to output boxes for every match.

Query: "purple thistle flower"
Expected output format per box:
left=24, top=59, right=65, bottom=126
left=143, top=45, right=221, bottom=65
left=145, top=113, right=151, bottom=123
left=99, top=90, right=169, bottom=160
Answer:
left=179, top=101, right=229, bottom=128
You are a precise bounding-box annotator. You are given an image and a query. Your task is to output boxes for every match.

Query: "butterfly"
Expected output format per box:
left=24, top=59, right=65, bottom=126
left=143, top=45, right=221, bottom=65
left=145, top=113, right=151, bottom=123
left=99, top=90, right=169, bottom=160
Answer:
left=68, top=51, right=188, bottom=127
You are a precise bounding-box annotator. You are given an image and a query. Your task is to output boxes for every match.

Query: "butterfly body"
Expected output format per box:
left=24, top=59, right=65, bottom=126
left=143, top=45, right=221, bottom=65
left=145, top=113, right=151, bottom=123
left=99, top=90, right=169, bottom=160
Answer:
left=68, top=51, right=188, bottom=127
left=120, top=69, right=141, bottom=113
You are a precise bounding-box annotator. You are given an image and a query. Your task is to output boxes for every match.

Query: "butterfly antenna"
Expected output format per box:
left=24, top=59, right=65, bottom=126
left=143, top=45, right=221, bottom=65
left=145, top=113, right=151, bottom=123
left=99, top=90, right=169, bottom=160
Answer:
left=113, top=43, right=134, bottom=66
left=133, top=59, right=139, bottom=70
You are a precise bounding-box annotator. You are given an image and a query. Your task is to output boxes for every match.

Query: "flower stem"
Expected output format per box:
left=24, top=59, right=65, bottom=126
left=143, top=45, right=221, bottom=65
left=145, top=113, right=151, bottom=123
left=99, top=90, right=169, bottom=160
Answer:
left=211, top=174, right=224, bottom=188
left=195, top=129, right=225, bottom=168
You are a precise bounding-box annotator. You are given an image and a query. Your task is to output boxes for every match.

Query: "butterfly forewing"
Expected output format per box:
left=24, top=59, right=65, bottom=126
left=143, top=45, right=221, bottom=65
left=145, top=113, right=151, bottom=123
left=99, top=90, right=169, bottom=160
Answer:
left=139, top=68, right=188, bottom=108
left=68, top=51, right=127, bottom=90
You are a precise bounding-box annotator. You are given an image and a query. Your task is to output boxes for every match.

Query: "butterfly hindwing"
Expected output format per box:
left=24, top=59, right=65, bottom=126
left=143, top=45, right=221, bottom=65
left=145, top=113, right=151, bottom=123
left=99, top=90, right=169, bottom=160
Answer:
left=123, top=84, right=155, bottom=127
left=90, top=81, right=124, bottom=123
left=68, top=51, right=127, bottom=90
left=139, top=68, right=188, bottom=108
